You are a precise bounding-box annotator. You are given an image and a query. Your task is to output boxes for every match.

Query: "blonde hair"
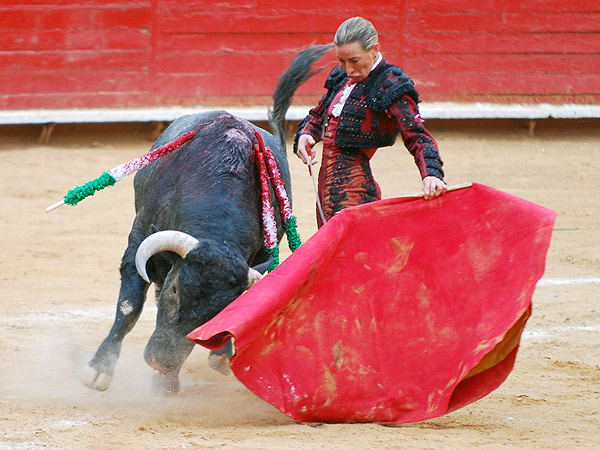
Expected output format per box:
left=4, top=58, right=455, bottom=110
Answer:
left=334, top=17, right=379, bottom=50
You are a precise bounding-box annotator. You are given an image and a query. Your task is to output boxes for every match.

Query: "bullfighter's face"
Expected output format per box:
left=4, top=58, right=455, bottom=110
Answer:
left=336, top=41, right=380, bottom=83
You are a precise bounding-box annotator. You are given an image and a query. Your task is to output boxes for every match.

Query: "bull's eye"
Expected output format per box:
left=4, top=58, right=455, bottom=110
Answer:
left=172, top=285, right=177, bottom=294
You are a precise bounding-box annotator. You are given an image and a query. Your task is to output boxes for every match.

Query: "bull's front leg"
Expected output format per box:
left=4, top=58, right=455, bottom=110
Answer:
left=81, top=244, right=149, bottom=391
left=208, top=341, right=233, bottom=375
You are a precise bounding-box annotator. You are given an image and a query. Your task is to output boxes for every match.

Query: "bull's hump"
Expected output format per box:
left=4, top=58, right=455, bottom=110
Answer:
left=225, top=128, right=248, bottom=142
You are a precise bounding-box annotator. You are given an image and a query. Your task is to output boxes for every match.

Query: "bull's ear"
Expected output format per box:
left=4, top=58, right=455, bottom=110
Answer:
left=247, top=268, right=264, bottom=289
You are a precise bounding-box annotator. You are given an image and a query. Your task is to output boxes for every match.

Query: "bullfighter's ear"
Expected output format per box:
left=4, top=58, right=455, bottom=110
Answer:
left=151, top=224, right=160, bottom=234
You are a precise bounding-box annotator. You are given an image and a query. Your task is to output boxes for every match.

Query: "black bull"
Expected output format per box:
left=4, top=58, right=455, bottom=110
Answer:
left=81, top=45, right=332, bottom=394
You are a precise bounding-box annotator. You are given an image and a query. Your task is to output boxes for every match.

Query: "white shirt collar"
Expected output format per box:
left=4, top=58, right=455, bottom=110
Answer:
left=371, top=52, right=383, bottom=71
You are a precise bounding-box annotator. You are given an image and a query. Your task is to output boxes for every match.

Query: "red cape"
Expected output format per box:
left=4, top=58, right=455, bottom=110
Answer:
left=188, top=183, right=556, bottom=423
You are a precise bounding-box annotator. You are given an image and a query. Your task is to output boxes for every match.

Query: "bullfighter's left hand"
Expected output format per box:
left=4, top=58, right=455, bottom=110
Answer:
left=422, top=176, right=447, bottom=200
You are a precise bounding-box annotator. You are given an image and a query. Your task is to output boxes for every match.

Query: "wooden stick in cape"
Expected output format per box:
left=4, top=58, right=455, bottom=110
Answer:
left=45, top=131, right=195, bottom=213
left=405, top=182, right=473, bottom=199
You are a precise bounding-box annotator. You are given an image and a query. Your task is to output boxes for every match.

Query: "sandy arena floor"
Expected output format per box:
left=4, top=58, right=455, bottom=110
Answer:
left=1, top=118, right=599, bottom=449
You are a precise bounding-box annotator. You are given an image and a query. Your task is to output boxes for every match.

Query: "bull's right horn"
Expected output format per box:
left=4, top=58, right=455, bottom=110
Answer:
left=135, top=230, right=199, bottom=283
left=247, top=268, right=264, bottom=289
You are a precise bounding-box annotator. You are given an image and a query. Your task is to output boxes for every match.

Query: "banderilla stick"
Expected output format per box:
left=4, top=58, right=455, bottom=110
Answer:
left=46, top=131, right=195, bottom=213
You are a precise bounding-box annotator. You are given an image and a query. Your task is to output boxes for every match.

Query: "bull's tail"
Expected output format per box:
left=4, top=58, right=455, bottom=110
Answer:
left=268, top=43, right=334, bottom=149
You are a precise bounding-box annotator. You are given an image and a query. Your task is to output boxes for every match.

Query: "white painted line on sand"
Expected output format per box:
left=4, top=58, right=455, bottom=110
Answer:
left=523, top=323, right=600, bottom=342
left=537, top=277, right=600, bottom=286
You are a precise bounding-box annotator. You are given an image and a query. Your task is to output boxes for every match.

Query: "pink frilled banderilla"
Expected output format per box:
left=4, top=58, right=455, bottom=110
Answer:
left=253, top=131, right=302, bottom=271
left=46, top=131, right=196, bottom=213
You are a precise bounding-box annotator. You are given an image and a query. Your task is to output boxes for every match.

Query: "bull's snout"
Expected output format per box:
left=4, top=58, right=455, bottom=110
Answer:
left=144, top=328, right=194, bottom=373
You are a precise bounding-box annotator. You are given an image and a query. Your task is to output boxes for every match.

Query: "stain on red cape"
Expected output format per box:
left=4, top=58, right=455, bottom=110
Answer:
left=188, top=183, right=556, bottom=423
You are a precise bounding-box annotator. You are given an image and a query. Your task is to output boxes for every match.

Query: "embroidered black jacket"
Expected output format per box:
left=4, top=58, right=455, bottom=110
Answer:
left=294, top=59, right=444, bottom=180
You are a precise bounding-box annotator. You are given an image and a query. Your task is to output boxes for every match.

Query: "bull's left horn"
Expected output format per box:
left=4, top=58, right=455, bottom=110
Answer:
left=135, top=230, right=199, bottom=283
left=247, top=268, right=264, bottom=289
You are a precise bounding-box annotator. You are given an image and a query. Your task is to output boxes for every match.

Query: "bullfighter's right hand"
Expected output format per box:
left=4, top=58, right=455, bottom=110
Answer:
left=297, top=134, right=318, bottom=166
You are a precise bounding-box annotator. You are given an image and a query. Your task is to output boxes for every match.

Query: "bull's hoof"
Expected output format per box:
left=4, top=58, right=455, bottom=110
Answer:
left=81, top=363, right=113, bottom=391
left=208, top=353, right=231, bottom=376
left=151, top=371, right=180, bottom=396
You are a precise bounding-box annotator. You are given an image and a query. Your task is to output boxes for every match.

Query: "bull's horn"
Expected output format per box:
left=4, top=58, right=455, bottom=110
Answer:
left=247, top=268, right=264, bottom=289
left=135, top=230, right=199, bottom=283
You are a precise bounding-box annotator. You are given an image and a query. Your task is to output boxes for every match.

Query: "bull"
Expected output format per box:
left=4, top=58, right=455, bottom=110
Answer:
left=81, top=45, right=332, bottom=394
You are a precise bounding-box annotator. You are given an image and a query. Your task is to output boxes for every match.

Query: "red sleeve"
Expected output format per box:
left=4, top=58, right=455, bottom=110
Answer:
left=293, top=93, right=329, bottom=153
left=387, top=96, right=444, bottom=180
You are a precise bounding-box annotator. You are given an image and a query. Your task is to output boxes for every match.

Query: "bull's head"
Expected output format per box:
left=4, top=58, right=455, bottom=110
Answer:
left=134, top=230, right=262, bottom=378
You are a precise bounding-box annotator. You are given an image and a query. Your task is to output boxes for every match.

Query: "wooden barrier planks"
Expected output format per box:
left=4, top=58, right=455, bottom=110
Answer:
left=0, top=0, right=598, bottom=112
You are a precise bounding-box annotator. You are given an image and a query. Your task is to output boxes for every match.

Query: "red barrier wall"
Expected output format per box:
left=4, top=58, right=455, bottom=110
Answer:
left=1, top=0, right=598, bottom=110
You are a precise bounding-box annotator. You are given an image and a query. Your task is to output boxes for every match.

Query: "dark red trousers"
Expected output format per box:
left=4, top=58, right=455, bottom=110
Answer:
left=317, top=116, right=381, bottom=228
